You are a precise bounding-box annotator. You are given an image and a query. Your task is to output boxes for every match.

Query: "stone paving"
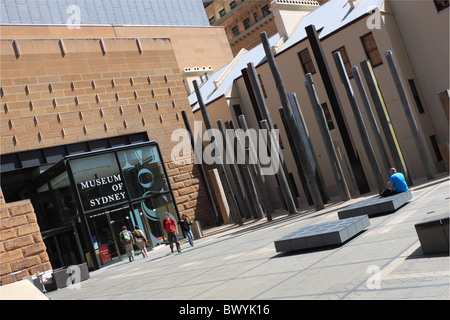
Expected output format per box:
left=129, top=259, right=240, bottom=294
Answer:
left=46, top=176, right=450, bottom=301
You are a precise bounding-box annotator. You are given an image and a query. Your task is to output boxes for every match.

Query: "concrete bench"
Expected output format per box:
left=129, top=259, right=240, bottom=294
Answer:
left=274, top=215, right=370, bottom=253
left=415, top=214, right=449, bottom=255
left=337, top=190, right=412, bottom=220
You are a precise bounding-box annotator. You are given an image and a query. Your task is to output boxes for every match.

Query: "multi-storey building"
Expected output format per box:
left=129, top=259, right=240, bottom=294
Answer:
left=205, top=0, right=328, bottom=56
left=0, top=0, right=233, bottom=283
left=205, top=0, right=278, bottom=56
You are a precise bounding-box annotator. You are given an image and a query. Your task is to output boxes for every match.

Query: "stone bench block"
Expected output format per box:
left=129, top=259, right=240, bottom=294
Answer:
left=274, top=215, right=370, bottom=253
left=415, top=214, right=449, bottom=255
left=338, top=190, right=412, bottom=219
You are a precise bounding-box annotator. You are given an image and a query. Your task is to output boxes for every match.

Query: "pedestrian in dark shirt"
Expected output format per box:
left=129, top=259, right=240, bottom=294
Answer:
left=179, top=214, right=194, bottom=247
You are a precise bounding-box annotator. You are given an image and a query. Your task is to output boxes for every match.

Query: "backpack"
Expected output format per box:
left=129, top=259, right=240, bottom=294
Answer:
left=380, top=188, right=393, bottom=198
left=121, top=231, right=131, bottom=241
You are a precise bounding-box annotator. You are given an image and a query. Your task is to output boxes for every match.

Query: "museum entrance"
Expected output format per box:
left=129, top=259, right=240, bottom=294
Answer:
left=31, top=141, right=181, bottom=270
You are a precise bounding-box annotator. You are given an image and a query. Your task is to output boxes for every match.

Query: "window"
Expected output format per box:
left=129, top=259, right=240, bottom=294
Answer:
left=219, top=8, right=226, bottom=17
left=230, top=1, right=237, bottom=9
left=209, top=16, right=216, bottom=25
left=253, top=12, right=259, bottom=23
left=408, top=79, right=424, bottom=114
left=243, top=17, right=251, bottom=30
left=321, top=102, right=335, bottom=130
left=298, top=48, right=316, bottom=75
left=361, top=32, right=383, bottom=67
left=231, top=25, right=240, bottom=37
left=434, top=0, right=449, bottom=12
left=333, top=46, right=353, bottom=79
left=262, top=4, right=271, bottom=17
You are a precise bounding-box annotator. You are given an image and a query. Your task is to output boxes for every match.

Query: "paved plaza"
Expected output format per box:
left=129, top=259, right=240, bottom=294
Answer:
left=46, top=177, right=449, bottom=301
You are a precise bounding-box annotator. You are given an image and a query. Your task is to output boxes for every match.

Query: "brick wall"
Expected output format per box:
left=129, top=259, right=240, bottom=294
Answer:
left=0, top=37, right=214, bottom=226
left=0, top=197, right=51, bottom=285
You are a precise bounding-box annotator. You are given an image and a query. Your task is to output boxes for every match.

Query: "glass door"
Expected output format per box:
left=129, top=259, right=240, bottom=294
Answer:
left=87, top=205, right=134, bottom=265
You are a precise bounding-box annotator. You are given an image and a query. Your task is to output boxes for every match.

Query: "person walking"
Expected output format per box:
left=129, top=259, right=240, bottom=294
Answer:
left=132, top=225, right=149, bottom=258
left=119, top=226, right=135, bottom=262
left=179, top=214, right=194, bottom=247
left=162, top=212, right=181, bottom=253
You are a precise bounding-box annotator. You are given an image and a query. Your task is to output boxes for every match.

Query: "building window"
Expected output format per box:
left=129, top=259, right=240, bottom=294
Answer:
left=434, top=0, right=449, bottom=12
left=209, top=16, right=216, bottom=25
left=232, top=25, right=240, bottom=37
left=361, top=32, right=383, bottom=67
left=333, top=46, right=353, bottom=79
left=262, top=4, right=271, bottom=17
left=298, top=48, right=316, bottom=75
left=321, top=102, right=335, bottom=130
left=243, top=17, right=251, bottom=30
left=219, top=8, right=226, bottom=17
left=230, top=1, right=237, bottom=9
left=408, top=79, right=425, bottom=114
left=253, top=12, right=259, bottom=23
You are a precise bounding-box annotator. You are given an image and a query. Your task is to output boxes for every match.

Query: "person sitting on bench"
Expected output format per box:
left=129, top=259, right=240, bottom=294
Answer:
left=380, top=168, right=408, bottom=197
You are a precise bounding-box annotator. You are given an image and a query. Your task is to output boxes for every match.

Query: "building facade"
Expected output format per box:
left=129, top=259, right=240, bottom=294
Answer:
left=205, top=0, right=328, bottom=56
left=0, top=0, right=233, bottom=283
left=190, top=0, right=448, bottom=212
left=205, top=0, right=278, bottom=56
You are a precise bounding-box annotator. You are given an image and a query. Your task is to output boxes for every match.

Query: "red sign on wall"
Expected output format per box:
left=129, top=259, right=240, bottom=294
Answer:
left=99, top=245, right=111, bottom=263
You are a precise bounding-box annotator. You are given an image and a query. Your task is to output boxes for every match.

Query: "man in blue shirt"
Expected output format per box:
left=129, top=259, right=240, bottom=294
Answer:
left=380, top=168, right=408, bottom=197
left=388, top=168, right=408, bottom=193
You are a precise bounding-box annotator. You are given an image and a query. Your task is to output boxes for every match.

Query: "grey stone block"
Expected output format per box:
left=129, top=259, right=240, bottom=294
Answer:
left=274, top=239, right=292, bottom=253
left=338, top=190, right=412, bottom=219
left=415, top=215, right=449, bottom=255
left=274, top=215, right=370, bottom=252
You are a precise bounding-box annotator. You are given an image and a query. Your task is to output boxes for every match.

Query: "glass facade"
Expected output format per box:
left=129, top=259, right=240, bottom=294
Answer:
left=31, top=142, right=180, bottom=270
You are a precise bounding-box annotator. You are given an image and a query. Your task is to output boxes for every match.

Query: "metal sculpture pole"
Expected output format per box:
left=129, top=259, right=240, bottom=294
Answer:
left=260, top=31, right=323, bottom=211
left=225, top=120, right=265, bottom=219
left=385, top=50, right=434, bottom=180
left=181, top=110, right=221, bottom=225
left=278, top=106, right=313, bottom=206
left=193, top=80, right=242, bottom=225
left=288, top=93, right=329, bottom=203
left=305, top=73, right=351, bottom=201
left=260, top=119, right=297, bottom=214
left=216, top=119, right=249, bottom=221
left=281, top=97, right=324, bottom=210
left=305, top=24, right=370, bottom=194
left=351, top=65, right=391, bottom=177
left=238, top=115, right=274, bottom=221
left=333, top=52, right=385, bottom=192
left=246, top=62, right=298, bottom=212
left=360, top=60, right=412, bottom=186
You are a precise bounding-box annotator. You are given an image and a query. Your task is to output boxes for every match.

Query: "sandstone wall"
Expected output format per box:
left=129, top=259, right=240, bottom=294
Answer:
left=0, top=195, right=51, bottom=285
